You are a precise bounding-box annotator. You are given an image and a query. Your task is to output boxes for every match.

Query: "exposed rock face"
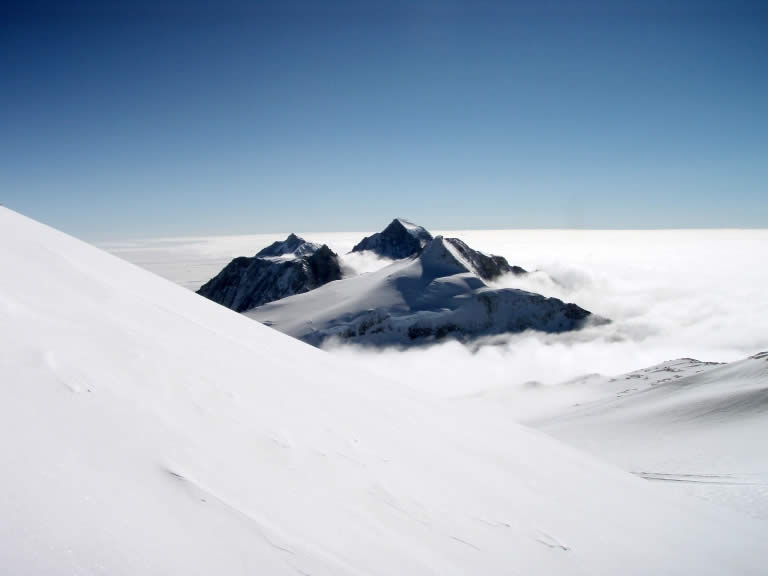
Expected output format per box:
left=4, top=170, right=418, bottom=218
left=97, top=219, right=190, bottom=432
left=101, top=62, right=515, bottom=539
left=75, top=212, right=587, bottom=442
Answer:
left=304, top=286, right=594, bottom=347
left=444, top=238, right=526, bottom=280
left=305, top=245, right=342, bottom=286
left=196, top=235, right=341, bottom=312
left=351, top=218, right=433, bottom=259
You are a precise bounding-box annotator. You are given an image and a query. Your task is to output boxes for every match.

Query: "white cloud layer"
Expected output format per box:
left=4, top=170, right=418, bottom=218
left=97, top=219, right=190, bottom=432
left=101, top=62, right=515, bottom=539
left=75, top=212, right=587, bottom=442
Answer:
left=103, top=229, right=768, bottom=397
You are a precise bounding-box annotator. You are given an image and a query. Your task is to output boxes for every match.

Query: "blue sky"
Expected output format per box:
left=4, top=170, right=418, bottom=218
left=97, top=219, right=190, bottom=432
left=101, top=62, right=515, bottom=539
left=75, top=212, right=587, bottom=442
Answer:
left=2, top=1, right=767, bottom=239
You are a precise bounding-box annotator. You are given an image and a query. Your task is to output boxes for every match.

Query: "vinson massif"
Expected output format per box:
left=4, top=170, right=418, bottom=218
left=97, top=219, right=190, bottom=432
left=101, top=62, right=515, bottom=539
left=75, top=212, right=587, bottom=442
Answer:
left=198, top=218, right=600, bottom=346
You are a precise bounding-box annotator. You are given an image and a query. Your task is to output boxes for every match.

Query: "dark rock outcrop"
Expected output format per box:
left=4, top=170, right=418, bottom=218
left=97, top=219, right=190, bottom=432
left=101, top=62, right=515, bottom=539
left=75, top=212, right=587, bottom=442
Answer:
left=197, top=235, right=341, bottom=312
left=351, top=218, right=433, bottom=259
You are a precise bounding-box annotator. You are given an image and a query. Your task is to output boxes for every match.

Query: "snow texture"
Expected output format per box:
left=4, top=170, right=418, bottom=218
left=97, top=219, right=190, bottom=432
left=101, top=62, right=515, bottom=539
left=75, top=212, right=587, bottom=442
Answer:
left=528, top=353, right=768, bottom=520
left=1, top=205, right=765, bottom=574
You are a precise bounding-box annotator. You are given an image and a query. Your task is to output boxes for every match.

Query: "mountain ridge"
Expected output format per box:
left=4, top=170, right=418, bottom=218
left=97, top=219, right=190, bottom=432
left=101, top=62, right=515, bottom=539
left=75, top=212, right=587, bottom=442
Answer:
left=249, top=234, right=596, bottom=346
left=196, top=234, right=342, bottom=312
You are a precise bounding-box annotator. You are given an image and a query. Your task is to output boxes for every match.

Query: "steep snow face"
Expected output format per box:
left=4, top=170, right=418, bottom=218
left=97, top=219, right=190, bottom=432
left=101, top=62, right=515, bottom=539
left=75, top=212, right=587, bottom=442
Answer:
left=196, top=237, right=341, bottom=312
left=351, top=218, right=433, bottom=259
left=444, top=237, right=526, bottom=280
left=249, top=236, right=596, bottom=346
left=2, top=206, right=766, bottom=575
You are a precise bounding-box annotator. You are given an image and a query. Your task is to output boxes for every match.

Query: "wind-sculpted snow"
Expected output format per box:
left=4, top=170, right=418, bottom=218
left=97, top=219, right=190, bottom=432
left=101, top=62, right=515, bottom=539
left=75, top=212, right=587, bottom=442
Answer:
left=249, top=236, right=598, bottom=346
left=197, top=234, right=341, bottom=312
left=2, top=206, right=766, bottom=574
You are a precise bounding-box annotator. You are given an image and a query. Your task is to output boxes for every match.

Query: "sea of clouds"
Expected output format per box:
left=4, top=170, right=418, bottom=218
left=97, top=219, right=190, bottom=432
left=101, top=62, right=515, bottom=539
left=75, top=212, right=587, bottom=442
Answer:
left=103, top=228, right=768, bottom=397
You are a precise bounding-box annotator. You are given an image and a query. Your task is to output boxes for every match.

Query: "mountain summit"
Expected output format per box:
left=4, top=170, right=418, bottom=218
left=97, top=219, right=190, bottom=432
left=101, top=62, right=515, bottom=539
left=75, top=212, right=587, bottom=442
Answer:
left=256, top=233, right=321, bottom=258
left=249, top=234, right=594, bottom=346
left=351, top=218, right=433, bottom=259
left=197, top=234, right=341, bottom=312
left=195, top=220, right=589, bottom=346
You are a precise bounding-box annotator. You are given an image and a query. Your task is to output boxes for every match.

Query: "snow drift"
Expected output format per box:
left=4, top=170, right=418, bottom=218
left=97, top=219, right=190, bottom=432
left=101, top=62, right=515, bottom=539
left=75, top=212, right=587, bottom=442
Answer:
left=0, top=207, right=764, bottom=575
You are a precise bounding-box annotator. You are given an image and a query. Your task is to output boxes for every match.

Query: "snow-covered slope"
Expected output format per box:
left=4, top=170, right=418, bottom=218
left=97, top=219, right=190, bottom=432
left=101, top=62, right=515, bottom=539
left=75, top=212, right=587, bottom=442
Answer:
left=523, top=354, right=768, bottom=520
left=249, top=236, right=594, bottom=346
left=1, top=207, right=765, bottom=575
left=351, top=218, right=433, bottom=259
left=196, top=234, right=341, bottom=312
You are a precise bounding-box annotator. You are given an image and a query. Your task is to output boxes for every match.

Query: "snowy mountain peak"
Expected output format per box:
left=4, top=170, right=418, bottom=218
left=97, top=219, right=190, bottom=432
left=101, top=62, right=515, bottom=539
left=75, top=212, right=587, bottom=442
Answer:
left=256, top=233, right=321, bottom=258
left=197, top=237, right=341, bottom=312
left=418, top=236, right=527, bottom=281
left=250, top=232, right=594, bottom=346
left=351, top=218, right=433, bottom=259
left=418, top=235, right=470, bottom=278
left=393, top=217, right=427, bottom=233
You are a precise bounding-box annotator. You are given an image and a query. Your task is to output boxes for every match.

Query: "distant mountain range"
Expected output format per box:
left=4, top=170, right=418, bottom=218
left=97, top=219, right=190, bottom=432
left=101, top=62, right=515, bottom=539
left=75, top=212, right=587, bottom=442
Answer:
left=198, top=218, right=603, bottom=345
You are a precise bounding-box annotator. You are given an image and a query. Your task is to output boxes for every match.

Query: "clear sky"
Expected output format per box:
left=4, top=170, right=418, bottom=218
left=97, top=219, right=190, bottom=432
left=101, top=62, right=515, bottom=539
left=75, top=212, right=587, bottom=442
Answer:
left=2, top=1, right=767, bottom=239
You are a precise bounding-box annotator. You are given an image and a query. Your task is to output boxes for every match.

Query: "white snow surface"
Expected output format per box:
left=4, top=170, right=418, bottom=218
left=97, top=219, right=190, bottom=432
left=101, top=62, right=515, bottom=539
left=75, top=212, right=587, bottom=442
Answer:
left=2, top=206, right=766, bottom=574
left=454, top=353, right=768, bottom=521
left=529, top=353, right=768, bottom=521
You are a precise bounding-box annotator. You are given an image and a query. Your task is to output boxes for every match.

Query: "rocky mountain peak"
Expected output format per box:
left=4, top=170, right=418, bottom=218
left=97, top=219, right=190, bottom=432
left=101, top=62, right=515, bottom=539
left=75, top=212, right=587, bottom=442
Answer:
left=351, top=218, right=433, bottom=259
left=197, top=238, right=341, bottom=312
left=256, top=233, right=320, bottom=258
